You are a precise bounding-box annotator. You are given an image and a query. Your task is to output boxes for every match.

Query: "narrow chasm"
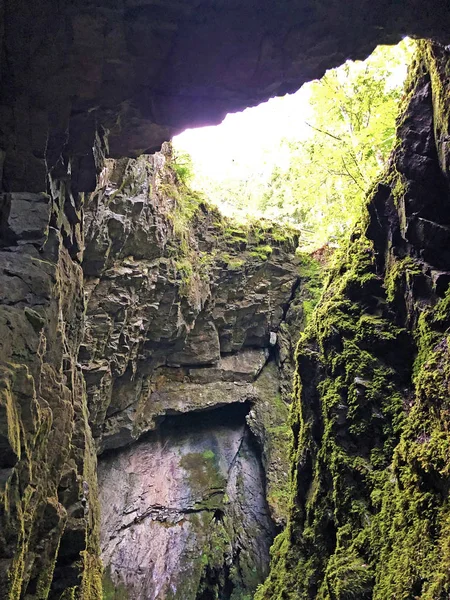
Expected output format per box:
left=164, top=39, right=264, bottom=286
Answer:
left=3, top=4, right=450, bottom=600
left=99, top=403, right=275, bottom=600
left=82, top=146, right=311, bottom=599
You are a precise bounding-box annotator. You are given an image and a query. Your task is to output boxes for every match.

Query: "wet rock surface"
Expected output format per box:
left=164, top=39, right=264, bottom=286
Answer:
left=99, top=405, right=276, bottom=600
left=2, top=2, right=450, bottom=597
left=258, top=42, right=450, bottom=600
left=0, top=135, right=306, bottom=597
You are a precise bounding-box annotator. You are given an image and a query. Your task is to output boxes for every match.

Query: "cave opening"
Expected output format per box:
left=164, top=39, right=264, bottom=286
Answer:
left=98, top=401, right=277, bottom=600
left=173, top=38, right=414, bottom=253
left=3, top=1, right=450, bottom=597
left=91, top=38, right=418, bottom=600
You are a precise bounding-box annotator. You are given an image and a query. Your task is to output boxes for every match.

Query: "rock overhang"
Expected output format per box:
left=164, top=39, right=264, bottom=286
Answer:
left=2, top=0, right=450, bottom=192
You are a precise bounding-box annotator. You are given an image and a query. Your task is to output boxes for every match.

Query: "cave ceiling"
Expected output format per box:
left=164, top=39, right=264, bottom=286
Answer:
left=1, top=0, right=450, bottom=192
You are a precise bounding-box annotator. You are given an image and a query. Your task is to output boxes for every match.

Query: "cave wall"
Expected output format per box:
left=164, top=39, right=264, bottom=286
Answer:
left=81, top=152, right=312, bottom=599
left=99, top=405, right=276, bottom=600
left=0, top=197, right=102, bottom=597
left=0, top=141, right=310, bottom=597
left=81, top=150, right=312, bottom=599
left=257, top=41, right=450, bottom=599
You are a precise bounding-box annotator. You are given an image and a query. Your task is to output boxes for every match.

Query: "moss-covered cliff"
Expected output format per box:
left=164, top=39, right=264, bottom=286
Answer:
left=1, top=6, right=450, bottom=597
left=256, top=40, right=450, bottom=600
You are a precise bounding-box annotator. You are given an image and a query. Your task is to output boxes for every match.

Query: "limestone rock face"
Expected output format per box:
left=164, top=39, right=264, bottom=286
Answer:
left=99, top=406, right=276, bottom=600
left=80, top=148, right=300, bottom=457
left=0, top=190, right=102, bottom=598
left=80, top=149, right=302, bottom=598
left=76, top=147, right=311, bottom=598
left=0, top=135, right=304, bottom=598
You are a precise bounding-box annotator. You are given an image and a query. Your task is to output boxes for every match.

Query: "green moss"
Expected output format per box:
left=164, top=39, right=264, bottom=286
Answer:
left=297, top=252, right=326, bottom=326
left=257, top=223, right=412, bottom=599
left=322, top=549, right=373, bottom=599
left=384, top=255, right=422, bottom=303
left=180, top=451, right=226, bottom=496
left=249, top=245, right=273, bottom=261
left=227, top=259, right=245, bottom=270
left=413, top=287, right=450, bottom=379
left=102, top=568, right=129, bottom=600
left=257, top=45, right=450, bottom=598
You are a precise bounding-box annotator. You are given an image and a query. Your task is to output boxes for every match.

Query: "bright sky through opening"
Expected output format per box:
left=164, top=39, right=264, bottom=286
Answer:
left=173, top=52, right=410, bottom=185
left=173, top=85, right=314, bottom=180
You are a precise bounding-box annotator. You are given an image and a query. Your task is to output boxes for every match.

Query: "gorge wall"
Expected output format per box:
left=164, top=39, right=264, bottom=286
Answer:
left=0, top=141, right=310, bottom=598
left=257, top=42, right=450, bottom=599
left=81, top=149, right=306, bottom=599
left=1, top=1, right=450, bottom=599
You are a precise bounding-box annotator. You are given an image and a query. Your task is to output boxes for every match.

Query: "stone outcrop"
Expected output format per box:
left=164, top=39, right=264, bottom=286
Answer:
left=0, top=190, right=102, bottom=598
left=99, top=405, right=276, bottom=600
left=0, top=140, right=309, bottom=598
left=81, top=150, right=300, bottom=456
left=81, top=148, right=307, bottom=598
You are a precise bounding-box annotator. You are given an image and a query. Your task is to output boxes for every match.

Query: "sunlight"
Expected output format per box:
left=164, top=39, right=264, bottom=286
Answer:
left=173, top=85, right=314, bottom=180
left=173, top=39, right=414, bottom=250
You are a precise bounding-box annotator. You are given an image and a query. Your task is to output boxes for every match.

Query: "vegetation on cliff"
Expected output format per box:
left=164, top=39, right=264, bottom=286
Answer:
left=256, top=41, right=450, bottom=599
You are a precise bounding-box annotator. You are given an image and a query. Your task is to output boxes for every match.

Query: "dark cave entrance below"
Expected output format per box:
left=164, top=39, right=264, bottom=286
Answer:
left=97, top=400, right=276, bottom=600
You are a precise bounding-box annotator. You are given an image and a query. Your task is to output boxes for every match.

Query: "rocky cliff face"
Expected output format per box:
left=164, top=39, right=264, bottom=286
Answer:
left=0, top=140, right=310, bottom=598
left=0, top=193, right=102, bottom=598
left=99, top=406, right=275, bottom=600
left=81, top=150, right=301, bottom=455
left=257, top=41, right=450, bottom=599
left=81, top=148, right=307, bottom=599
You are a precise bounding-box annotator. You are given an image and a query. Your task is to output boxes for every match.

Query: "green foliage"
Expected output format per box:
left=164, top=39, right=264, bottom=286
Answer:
left=249, top=244, right=273, bottom=261
left=179, top=40, right=414, bottom=251
left=258, top=40, right=414, bottom=249
left=172, top=149, right=195, bottom=185
left=297, top=252, right=326, bottom=325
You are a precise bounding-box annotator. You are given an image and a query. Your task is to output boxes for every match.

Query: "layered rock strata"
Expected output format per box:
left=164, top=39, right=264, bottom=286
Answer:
left=83, top=149, right=308, bottom=598
left=0, top=193, right=102, bottom=598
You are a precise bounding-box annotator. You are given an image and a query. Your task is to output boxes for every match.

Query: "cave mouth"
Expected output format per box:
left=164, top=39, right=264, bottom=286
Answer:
left=153, top=400, right=253, bottom=438
left=98, top=401, right=276, bottom=600
left=173, top=38, right=414, bottom=251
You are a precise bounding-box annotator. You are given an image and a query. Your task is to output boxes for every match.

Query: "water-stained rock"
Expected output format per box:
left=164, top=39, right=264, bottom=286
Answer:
left=99, top=405, right=276, bottom=600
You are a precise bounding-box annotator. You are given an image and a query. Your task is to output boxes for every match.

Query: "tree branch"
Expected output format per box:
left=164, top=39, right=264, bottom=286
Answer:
left=305, top=122, right=342, bottom=142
